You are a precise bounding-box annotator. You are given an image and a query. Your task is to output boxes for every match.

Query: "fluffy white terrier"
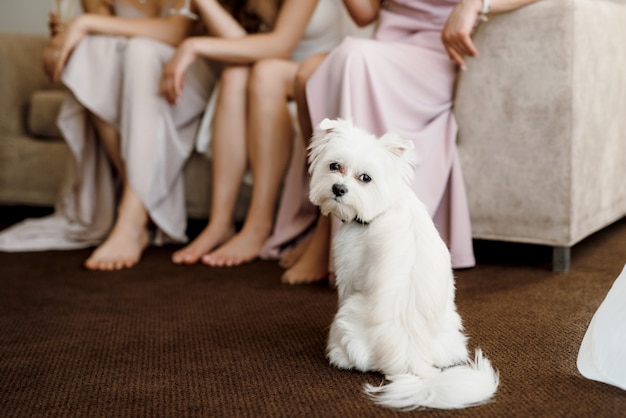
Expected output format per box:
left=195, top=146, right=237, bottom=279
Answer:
left=308, top=118, right=499, bottom=410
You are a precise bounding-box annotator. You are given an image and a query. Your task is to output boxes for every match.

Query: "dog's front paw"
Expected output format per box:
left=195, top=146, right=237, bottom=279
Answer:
left=328, top=345, right=354, bottom=370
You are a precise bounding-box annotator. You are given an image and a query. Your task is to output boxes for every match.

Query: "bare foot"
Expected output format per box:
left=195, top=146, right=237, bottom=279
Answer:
left=279, top=234, right=312, bottom=268
left=172, top=223, right=235, bottom=264
left=281, top=239, right=329, bottom=285
left=201, top=225, right=270, bottom=267
left=84, top=222, right=150, bottom=271
left=281, top=256, right=329, bottom=285
left=282, top=215, right=331, bottom=285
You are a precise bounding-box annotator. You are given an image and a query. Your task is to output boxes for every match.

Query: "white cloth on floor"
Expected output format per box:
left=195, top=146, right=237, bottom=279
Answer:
left=577, top=263, right=626, bottom=391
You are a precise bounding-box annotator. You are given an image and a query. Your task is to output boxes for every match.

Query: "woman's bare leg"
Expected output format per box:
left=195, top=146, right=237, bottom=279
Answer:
left=279, top=233, right=312, bottom=268
left=202, top=59, right=298, bottom=267
left=172, top=66, right=250, bottom=264
left=90, top=113, right=125, bottom=180
left=81, top=114, right=150, bottom=270
left=279, top=53, right=327, bottom=269
left=280, top=53, right=333, bottom=283
left=295, top=53, right=327, bottom=144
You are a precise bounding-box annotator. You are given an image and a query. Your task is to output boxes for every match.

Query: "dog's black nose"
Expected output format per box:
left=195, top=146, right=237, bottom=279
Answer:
left=332, top=184, right=348, bottom=197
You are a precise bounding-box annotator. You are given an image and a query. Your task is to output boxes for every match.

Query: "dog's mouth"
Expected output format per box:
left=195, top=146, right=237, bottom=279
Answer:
left=319, top=195, right=360, bottom=224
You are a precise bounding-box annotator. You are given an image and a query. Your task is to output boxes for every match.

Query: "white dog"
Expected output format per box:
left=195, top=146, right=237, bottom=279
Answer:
left=308, top=118, right=499, bottom=410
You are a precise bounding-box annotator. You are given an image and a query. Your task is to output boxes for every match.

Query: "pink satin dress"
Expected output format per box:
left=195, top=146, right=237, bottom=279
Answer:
left=264, top=0, right=476, bottom=269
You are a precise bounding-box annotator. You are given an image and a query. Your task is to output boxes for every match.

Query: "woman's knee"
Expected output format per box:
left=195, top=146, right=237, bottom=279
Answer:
left=219, top=65, right=250, bottom=96
left=248, top=59, right=293, bottom=100
left=295, top=53, right=327, bottom=96
left=123, top=38, right=169, bottom=69
left=121, top=39, right=170, bottom=91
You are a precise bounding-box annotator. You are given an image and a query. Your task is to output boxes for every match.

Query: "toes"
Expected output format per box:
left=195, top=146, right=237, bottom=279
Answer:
left=173, top=248, right=210, bottom=265
left=201, top=254, right=235, bottom=267
left=280, top=273, right=294, bottom=284
left=183, top=253, right=199, bottom=264
left=84, top=255, right=137, bottom=271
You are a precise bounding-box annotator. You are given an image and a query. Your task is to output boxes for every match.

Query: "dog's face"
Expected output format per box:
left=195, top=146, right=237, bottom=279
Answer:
left=308, top=118, right=416, bottom=223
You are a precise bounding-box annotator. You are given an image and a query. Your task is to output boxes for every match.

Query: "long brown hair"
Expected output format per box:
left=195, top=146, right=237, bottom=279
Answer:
left=218, top=0, right=264, bottom=33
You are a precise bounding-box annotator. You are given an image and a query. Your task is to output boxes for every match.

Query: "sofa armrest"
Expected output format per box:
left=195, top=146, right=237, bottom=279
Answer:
left=455, top=0, right=626, bottom=246
left=0, top=34, right=63, bottom=136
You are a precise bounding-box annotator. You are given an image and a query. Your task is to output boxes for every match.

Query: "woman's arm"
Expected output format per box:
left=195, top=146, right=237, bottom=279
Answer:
left=81, top=0, right=114, bottom=14
left=48, top=0, right=196, bottom=82
left=194, top=0, right=247, bottom=38
left=342, top=0, right=381, bottom=27
left=441, top=0, right=541, bottom=69
left=187, top=0, right=318, bottom=64
left=488, top=0, right=541, bottom=13
left=65, top=12, right=194, bottom=47
left=160, top=0, right=318, bottom=104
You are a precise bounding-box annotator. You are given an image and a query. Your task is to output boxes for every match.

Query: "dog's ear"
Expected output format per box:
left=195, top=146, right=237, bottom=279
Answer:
left=308, top=119, right=337, bottom=171
left=318, top=118, right=341, bottom=131
left=379, top=132, right=415, bottom=159
left=379, top=132, right=416, bottom=183
left=308, top=118, right=354, bottom=170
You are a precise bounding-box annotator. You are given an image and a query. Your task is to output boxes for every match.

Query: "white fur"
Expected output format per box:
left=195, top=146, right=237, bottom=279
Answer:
left=309, top=118, right=499, bottom=410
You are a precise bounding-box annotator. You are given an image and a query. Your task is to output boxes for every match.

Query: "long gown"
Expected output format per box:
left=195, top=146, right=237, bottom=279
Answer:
left=0, top=0, right=217, bottom=250
left=265, top=0, right=476, bottom=269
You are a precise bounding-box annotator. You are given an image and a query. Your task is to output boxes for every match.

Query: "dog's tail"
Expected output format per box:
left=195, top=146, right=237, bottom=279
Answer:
left=364, top=348, right=499, bottom=410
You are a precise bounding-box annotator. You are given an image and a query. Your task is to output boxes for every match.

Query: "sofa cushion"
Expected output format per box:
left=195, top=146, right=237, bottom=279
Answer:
left=27, top=89, right=68, bottom=139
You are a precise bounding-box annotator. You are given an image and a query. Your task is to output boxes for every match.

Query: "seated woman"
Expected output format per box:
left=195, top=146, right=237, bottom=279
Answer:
left=165, top=0, right=347, bottom=267
left=279, top=0, right=540, bottom=284
left=0, top=0, right=229, bottom=270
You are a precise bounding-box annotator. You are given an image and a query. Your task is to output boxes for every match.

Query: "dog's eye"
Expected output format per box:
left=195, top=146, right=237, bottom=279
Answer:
left=329, top=162, right=341, bottom=171
left=359, top=174, right=372, bottom=183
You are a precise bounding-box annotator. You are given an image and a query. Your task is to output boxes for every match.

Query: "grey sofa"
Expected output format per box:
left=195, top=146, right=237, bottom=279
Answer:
left=1, top=0, right=625, bottom=271
left=455, top=0, right=626, bottom=271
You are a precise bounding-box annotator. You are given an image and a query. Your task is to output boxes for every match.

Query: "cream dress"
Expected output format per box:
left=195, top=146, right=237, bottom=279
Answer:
left=0, top=0, right=217, bottom=250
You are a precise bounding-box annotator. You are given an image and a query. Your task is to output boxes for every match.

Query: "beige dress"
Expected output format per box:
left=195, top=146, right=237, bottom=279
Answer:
left=0, top=0, right=217, bottom=251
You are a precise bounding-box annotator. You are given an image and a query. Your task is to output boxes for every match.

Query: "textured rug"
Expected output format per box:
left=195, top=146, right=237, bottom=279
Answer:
left=1, top=207, right=626, bottom=417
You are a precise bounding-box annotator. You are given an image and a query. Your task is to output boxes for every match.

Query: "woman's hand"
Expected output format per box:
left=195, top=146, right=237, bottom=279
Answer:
left=42, top=42, right=62, bottom=82
left=49, top=15, right=90, bottom=83
left=42, top=29, right=69, bottom=83
left=160, top=39, right=198, bottom=105
left=48, top=11, right=67, bottom=36
left=441, top=0, right=483, bottom=70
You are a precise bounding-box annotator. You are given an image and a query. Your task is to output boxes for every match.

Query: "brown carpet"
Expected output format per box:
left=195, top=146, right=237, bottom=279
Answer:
left=1, top=207, right=626, bottom=417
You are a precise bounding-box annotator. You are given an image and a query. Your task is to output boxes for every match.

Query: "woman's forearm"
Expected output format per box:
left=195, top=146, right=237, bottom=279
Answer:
left=187, top=0, right=317, bottom=63
left=479, top=0, right=541, bottom=14
left=185, top=32, right=296, bottom=64
left=195, top=0, right=247, bottom=38
left=81, top=0, right=113, bottom=14
left=76, top=13, right=193, bottom=46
